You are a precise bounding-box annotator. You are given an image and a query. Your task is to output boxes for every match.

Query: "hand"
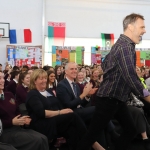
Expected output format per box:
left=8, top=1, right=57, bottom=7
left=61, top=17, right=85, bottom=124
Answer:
left=12, top=115, right=30, bottom=126
left=82, top=82, right=93, bottom=96
left=144, top=95, right=150, bottom=103
left=25, top=117, right=31, bottom=125
left=60, top=108, right=73, bottom=115
left=88, top=88, right=98, bottom=95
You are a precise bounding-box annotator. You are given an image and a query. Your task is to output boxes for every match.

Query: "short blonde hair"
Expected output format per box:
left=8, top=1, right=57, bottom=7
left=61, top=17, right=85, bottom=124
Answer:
left=29, top=69, right=47, bottom=90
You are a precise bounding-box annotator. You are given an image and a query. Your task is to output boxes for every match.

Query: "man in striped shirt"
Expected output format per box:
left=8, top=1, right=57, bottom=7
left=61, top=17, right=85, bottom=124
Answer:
left=77, top=13, right=150, bottom=150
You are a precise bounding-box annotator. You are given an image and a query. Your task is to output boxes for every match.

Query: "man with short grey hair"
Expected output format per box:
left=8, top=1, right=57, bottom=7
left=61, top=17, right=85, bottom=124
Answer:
left=57, top=62, right=97, bottom=124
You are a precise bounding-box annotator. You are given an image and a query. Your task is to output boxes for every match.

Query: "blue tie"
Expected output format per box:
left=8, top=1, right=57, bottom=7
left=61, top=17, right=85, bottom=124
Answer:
left=72, top=82, right=77, bottom=97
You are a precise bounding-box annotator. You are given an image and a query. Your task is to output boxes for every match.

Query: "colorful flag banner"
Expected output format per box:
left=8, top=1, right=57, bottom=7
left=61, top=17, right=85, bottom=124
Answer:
left=48, top=22, right=66, bottom=46
left=101, top=33, right=114, bottom=47
left=9, top=30, right=17, bottom=44
left=24, top=29, right=32, bottom=43
left=9, top=29, right=32, bottom=44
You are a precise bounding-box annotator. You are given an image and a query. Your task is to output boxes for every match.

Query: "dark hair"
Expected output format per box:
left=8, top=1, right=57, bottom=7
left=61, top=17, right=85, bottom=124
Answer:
left=123, top=13, right=144, bottom=31
left=55, top=66, right=62, bottom=82
left=47, top=71, right=57, bottom=89
left=31, top=66, right=38, bottom=70
left=13, top=66, right=19, bottom=71
left=43, top=65, right=50, bottom=71
left=18, top=72, right=29, bottom=85
left=0, top=64, right=2, bottom=66
left=23, top=65, right=29, bottom=70
left=10, top=71, right=20, bottom=80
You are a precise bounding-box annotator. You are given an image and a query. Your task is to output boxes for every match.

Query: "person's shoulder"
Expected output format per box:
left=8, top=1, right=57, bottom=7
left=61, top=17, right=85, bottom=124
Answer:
left=4, top=91, right=15, bottom=98
left=28, top=89, right=37, bottom=94
left=58, top=78, right=66, bottom=85
left=16, top=84, right=23, bottom=89
left=9, top=80, right=17, bottom=85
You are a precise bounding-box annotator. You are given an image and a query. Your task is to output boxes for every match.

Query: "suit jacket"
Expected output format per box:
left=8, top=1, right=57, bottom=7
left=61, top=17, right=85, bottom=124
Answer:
left=26, top=89, right=62, bottom=139
left=56, top=78, right=88, bottom=110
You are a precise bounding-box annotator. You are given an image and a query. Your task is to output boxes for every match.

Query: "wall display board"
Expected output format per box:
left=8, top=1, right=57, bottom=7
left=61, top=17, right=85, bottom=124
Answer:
left=136, top=48, right=150, bottom=67
left=52, top=46, right=84, bottom=67
left=91, top=47, right=150, bottom=66
left=91, top=47, right=111, bottom=64
left=6, top=45, right=42, bottom=67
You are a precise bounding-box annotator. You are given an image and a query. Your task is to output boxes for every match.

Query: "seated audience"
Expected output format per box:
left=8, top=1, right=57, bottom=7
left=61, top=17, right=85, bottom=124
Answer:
left=26, top=69, right=104, bottom=150
left=76, top=71, right=87, bottom=94
left=28, top=69, right=33, bottom=75
left=7, top=71, right=20, bottom=96
left=55, top=66, right=64, bottom=83
left=144, top=67, right=150, bottom=80
left=56, top=62, right=97, bottom=124
left=90, top=69, right=102, bottom=106
left=0, top=71, right=49, bottom=150
left=16, top=72, right=30, bottom=105
left=47, top=71, right=57, bottom=96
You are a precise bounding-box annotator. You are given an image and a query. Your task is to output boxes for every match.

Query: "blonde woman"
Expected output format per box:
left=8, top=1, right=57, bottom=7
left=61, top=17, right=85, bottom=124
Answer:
left=26, top=69, right=105, bottom=150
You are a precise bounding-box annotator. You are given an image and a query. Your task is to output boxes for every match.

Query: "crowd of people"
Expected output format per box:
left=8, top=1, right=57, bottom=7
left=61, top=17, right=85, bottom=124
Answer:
left=1, top=13, right=150, bottom=150
left=0, top=61, right=150, bottom=150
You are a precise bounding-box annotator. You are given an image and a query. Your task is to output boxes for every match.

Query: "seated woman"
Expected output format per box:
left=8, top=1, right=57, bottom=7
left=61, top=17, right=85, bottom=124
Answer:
left=90, top=69, right=102, bottom=106
left=0, top=71, right=49, bottom=150
left=6, top=71, right=20, bottom=96
left=16, top=72, right=30, bottom=105
left=47, top=70, right=57, bottom=96
left=76, top=71, right=87, bottom=94
left=26, top=69, right=105, bottom=150
left=55, top=66, right=64, bottom=83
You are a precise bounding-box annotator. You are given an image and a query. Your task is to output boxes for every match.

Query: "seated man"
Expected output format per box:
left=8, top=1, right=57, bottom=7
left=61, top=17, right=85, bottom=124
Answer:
left=56, top=62, right=96, bottom=124
left=56, top=62, right=119, bottom=148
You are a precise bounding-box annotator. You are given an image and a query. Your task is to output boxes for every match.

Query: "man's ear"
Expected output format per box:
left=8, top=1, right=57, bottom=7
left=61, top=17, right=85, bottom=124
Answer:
left=128, top=24, right=134, bottom=32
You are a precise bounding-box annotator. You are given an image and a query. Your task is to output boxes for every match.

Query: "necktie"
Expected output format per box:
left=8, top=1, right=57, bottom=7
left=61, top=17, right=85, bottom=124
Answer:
left=1, top=94, right=4, bottom=100
left=72, top=82, right=77, bottom=97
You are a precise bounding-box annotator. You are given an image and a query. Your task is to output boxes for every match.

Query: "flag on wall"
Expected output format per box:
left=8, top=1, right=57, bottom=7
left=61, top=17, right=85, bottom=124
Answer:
left=48, top=22, right=66, bottom=46
left=101, top=33, right=114, bottom=47
left=9, top=29, right=32, bottom=44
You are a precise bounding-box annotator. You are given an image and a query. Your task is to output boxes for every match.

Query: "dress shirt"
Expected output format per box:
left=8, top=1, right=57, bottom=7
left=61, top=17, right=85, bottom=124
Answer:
left=66, top=77, right=77, bottom=97
left=40, top=91, right=53, bottom=97
left=13, top=79, right=18, bottom=84
left=97, top=34, right=145, bottom=102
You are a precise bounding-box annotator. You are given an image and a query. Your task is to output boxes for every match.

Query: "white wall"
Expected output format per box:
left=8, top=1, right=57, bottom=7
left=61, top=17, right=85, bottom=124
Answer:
left=1, top=0, right=150, bottom=67
left=44, top=0, right=150, bottom=66
left=0, top=0, right=43, bottom=68
left=45, top=0, right=150, bottom=39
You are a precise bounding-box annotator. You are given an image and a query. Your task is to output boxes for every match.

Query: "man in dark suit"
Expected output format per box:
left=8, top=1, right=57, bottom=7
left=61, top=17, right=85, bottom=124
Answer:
left=56, top=62, right=97, bottom=124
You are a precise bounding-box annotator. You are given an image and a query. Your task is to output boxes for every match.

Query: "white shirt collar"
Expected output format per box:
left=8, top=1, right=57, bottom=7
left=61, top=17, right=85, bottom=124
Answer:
left=66, top=77, right=74, bottom=84
left=49, top=84, right=53, bottom=88
left=22, top=83, right=28, bottom=88
left=13, top=79, right=18, bottom=84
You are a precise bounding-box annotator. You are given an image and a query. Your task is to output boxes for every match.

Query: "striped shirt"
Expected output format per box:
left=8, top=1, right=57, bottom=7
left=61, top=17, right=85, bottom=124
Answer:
left=97, top=34, right=144, bottom=102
